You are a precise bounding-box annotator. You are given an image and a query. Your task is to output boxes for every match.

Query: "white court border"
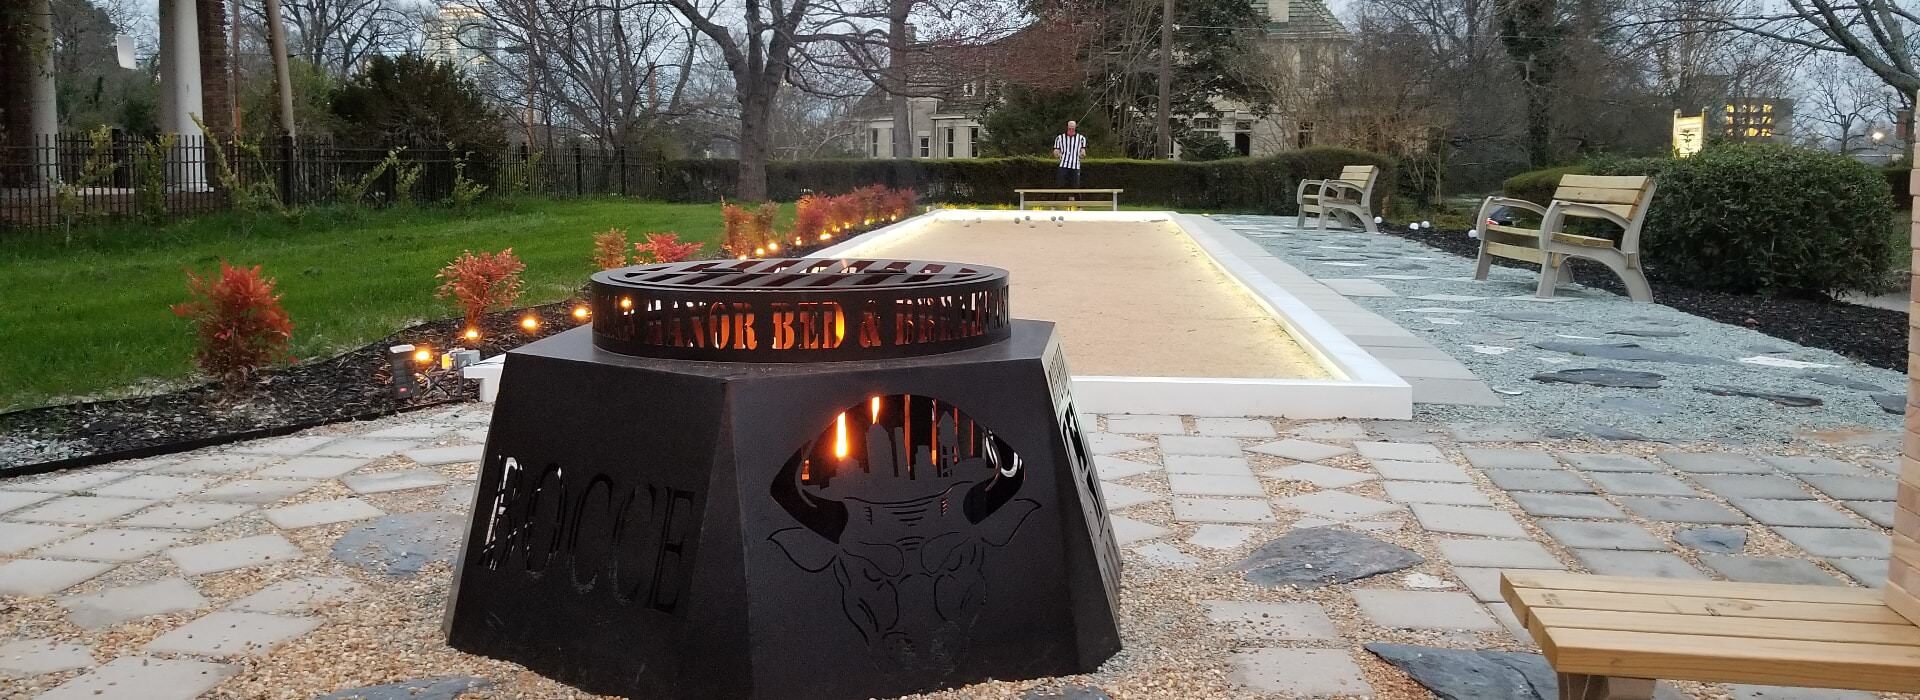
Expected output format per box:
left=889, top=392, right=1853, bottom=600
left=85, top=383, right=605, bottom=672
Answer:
left=816, top=208, right=1412, bottom=419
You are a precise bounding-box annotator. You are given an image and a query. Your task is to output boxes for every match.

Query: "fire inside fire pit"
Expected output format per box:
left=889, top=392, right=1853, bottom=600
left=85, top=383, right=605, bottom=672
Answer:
left=445, top=258, right=1123, bottom=700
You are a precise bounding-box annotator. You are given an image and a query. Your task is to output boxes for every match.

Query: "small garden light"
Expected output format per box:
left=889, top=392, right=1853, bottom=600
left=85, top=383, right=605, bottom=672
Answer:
left=521, top=315, right=540, bottom=332
left=768, top=241, right=781, bottom=253
left=388, top=344, right=419, bottom=399
left=464, top=328, right=481, bottom=342
left=572, top=305, right=591, bottom=322
left=754, top=247, right=766, bottom=257
left=619, top=297, right=634, bottom=310
left=413, top=347, right=434, bottom=365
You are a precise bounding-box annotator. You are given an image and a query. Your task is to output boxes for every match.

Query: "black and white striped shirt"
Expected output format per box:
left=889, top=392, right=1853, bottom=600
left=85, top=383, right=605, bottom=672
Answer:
left=1054, top=133, right=1087, bottom=169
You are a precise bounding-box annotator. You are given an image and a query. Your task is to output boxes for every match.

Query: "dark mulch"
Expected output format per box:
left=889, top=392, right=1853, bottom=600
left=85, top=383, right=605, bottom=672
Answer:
left=0, top=301, right=581, bottom=475
left=1385, top=226, right=1907, bottom=372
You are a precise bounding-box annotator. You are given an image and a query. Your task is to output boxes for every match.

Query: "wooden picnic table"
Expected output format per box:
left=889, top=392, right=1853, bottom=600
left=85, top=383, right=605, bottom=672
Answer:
left=1014, top=188, right=1123, bottom=211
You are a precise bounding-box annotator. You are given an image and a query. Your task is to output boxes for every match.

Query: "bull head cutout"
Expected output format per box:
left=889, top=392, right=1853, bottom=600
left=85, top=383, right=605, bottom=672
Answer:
left=768, top=394, right=1038, bottom=670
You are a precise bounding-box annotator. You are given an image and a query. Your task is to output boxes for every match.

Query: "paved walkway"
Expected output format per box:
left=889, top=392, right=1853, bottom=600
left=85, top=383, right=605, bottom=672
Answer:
left=0, top=403, right=1905, bottom=699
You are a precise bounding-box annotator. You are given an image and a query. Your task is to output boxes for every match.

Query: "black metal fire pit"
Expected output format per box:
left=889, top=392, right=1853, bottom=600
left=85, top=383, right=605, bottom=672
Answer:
left=444, top=258, right=1124, bottom=700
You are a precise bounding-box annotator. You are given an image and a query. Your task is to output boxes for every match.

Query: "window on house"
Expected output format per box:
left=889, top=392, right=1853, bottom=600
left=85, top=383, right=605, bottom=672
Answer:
left=969, top=127, right=980, bottom=156
left=1295, top=121, right=1315, bottom=149
left=1193, top=117, right=1219, bottom=131
left=919, top=136, right=930, bottom=158
left=870, top=128, right=880, bottom=157
left=945, top=128, right=955, bottom=157
left=962, top=82, right=976, bottom=97
left=1236, top=120, right=1254, bottom=132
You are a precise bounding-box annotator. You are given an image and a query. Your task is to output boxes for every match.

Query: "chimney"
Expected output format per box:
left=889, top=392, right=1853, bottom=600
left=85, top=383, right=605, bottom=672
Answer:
left=1271, top=0, right=1290, bottom=23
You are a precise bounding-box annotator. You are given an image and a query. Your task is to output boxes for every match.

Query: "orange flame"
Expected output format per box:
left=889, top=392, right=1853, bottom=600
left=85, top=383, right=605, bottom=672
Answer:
left=834, top=412, right=849, bottom=460
left=870, top=396, right=881, bottom=423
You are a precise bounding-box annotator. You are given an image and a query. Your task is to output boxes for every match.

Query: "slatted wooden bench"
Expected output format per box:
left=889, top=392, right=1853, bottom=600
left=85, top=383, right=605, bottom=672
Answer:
left=1014, top=188, right=1123, bottom=211
left=1472, top=174, right=1659, bottom=302
left=1295, top=164, right=1380, bottom=234
left=1502, top=571, right=1920, bottom=699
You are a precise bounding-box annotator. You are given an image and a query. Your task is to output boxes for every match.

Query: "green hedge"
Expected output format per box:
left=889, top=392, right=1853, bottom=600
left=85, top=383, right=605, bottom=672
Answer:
left=1504, top=145, right=1895, bottom=296
left=638, top=147, right=1396, bottom=214
left=1501, top=165, right=1588, bottom=207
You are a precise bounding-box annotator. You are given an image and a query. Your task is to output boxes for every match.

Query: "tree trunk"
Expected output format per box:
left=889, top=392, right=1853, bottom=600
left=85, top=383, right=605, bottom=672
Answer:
left=1523, top=81, right=1552, bottom=167
left=889, top=4, right=912, bottom=159
left=737, top=85, right=772, bottom=202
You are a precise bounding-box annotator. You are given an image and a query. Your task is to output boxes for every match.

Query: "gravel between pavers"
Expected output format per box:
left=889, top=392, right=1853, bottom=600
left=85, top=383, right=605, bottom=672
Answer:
left=1221, top=216, right=1907, bottom=445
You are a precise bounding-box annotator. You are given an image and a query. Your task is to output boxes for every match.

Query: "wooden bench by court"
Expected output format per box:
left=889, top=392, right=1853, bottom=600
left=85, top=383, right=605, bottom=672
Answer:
left=1014, top=189, right=1123, bottom=211
left=1502, top=570, right=1920, bottom=698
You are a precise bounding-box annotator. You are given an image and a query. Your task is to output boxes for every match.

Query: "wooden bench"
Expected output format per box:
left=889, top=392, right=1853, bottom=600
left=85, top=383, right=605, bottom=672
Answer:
left=1295, top=165, right=1380, bottom=234
left=1472, top=174, right=1659, bottom=302
left=1015, top=188, right=1122, bottom=211
left=1502, top=570, right=1920, bottom=698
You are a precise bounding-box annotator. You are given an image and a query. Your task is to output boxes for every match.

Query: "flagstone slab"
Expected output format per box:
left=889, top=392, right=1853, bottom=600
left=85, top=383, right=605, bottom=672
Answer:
left=1353, top=590, right=1498, bottom=630
left=1382, top=481, right=1490, bottom=506
left=1797, top=475, right=1896, bottom=501
left=1701, top=556, right=1841, bottom=586
left=1230, top=528, right=1421, bottom=588
left=1158, top=435, right=1243, bottom=457
left=61, top=577, right=210, bottom=629
left=90, top=475, right=211, bottom=500
left=1289, top=421, right=1370, bottom=440
left=1539, top=520, right=1666, bottom=551
left=1355, top=441, right=1448, bottom=463
left=38, top=528, right=193, bottom=562
left=1264, top=463, right=1376, bottom=488
left=1770, top=527, right=1890, bottom=558
left=1133, top=542, right=1201, bottom=568
left=342, top=469, right=451, bottom=494
left=1249, top=439, right=1352, bottom=462
left=1167, top=473, right=1266, bottom=497
left=1617, top=497, right=1747, bottom=525
left=404, top=444, right=486, bottom=466
left=1410, top=504, right=1527, bottom=538
left=228, top=576, right=367, bottom=614
left=1691, top=474, right=1815, bottom=500
left=1842, top=500, right=1895, bottom=528
left=194, top=479, right=320, bottom=504
left=1828, top=557, right=1889, bottom=588
left=1461, top=449, right=1558, bottom=470
left=11, top=470, right=136, bottom=494
left=35, top=656, right=236, bottom=700
left=1194, top=417, right=1276, bottom=438
left=118, top=502, right=254, bottom=530
left=147, top=611, right=321, bottom=657
left=168, top=534, right=303, bottom=576
left=330, top=512, right=464, bottom=576
left=1730, top=499, right=1861, bottom=528
left=1205, top=601, right=1341, bottom=641
left=1763, top=456, right=1870, bottom=477
left=0, top=559, right=116, bottom=595
left=256, top=456, right=374, bottom=479
left=0, top=638, right=94, bottom=678
left=313, top=676, right=492, bottom=700
left=1229, top=648, right=1371, bottom=696
left=265, top=498, right=385, bottom=529
left=1092, top=456, right=1158, bottom=481
left=1573, top=550, right=1707, bottom=579
left=1436, top=539, right=1564, bottom=569
left=1371, top=460, right=1472, bottom=483
left=1484, top=469, right=1592, bottom=493
left=1172, top=497, right=1277, bottom=524
left=1087, top=434, right=1153, bottom=455
left=230, top=434, right=339, bottom=455
left=1163, top=455, right=1254, bottom=476
left=1561, top=454, right=1661, bottom=473
left=1657, top=452, right=1772, bottom=474
left=361, top=423, right=459, bottom=439
left=1674, top=527, right=1747, bottom=554
left=1187, top=524, right=1255, bottom=550
left=1508, top=493, right=1627, bottom=520
left=159, top=453, right=270, bottom=474
left=1447, top=423, right=1545, bottom=442
left=1096, top=482, right=1157, bottom=511
left=1109, top=516, right=1170, bottom=545
left=0, top=521, right=81, bottom=555
left=1585, top=472, right=1697, bottom=497
left=307, top=438, right=420, bottom=459
left=0, top=490, right=58, bottom=515
left=1277, top=491, right=1402, bottom=521
left=9, top=496, right=155, bottom=525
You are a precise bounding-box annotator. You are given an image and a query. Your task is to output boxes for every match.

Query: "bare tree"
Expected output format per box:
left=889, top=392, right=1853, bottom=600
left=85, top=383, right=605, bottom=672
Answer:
left=1672, top=0, right=1919, bottom=120
left=1798, top=51, right=1902, bottom=151
left=275, top=0, right=411, bottom=76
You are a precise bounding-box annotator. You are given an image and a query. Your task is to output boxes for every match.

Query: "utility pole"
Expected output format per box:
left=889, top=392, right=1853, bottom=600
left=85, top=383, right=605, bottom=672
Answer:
left=1156, top=0, right=1173, bottom=160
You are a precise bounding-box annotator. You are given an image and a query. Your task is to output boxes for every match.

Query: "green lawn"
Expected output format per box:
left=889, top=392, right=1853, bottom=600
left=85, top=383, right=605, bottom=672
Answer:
left=0, top=197, right=779, bottom=411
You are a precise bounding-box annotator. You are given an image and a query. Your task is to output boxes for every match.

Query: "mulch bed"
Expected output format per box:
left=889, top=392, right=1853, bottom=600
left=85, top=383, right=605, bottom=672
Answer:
left=1385, top=225, right=1908, bottom=372
left=0, top=301, right=583, bottom=476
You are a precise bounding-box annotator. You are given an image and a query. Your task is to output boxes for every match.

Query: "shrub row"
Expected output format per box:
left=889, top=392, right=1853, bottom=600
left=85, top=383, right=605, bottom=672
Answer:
left=1499, top=144, right=1896, bottom=297
left=638, top=148, right=1396, bottom=214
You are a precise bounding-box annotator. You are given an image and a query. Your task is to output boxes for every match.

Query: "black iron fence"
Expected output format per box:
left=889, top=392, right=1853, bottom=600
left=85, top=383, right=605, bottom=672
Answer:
left=0, top=132, right=659, bottom=230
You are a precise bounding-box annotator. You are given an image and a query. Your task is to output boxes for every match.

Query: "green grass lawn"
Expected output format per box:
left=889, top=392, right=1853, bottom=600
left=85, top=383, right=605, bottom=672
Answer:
left=0, top=197, right=783, bottom=411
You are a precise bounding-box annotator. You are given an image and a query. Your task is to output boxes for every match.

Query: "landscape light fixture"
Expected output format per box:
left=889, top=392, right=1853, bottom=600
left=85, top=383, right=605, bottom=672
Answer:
left=520, top=315, right=540, bottom=333
left=388, top=344, right=419, bottom=399
left=464, top=328, right=481, bottom=342
left=572, top=305, right=591, bottom=322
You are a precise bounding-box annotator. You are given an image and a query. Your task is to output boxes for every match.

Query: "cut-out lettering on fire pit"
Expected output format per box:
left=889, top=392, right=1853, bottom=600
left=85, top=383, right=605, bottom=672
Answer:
left=591, top=258, right=1011, bottom=362
left=446, top=257, right=1121, bottom=700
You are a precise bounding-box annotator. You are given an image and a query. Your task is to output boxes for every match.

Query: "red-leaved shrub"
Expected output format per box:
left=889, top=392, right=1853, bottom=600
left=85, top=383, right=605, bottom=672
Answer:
left=721, top=202, right=757, bottom=258
left=792, top=194, right=830, bottom=243
left=171, top=261, right=295, bottom=390
left=592, top=228, right=631, bottom=270
left=436, top=248, right=526, bottom=331
left=636, top=232, right=703, bottom=263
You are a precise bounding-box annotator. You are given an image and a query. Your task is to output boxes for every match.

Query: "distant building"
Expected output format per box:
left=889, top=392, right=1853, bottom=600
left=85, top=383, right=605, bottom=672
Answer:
left=426, top=5, right=495, bottom=74
left=1720, top=98, right=1792, bottom=142
left=850, top=0, right=1351, bottom=159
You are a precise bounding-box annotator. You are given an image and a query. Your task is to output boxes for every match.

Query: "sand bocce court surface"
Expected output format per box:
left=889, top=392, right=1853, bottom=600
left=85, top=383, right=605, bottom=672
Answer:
left=860, top=218, right=1329, bottom=380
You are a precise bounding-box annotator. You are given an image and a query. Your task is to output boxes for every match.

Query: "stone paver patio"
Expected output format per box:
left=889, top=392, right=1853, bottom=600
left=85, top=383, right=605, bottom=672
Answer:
left=0, top=215, right=1911, bottom=699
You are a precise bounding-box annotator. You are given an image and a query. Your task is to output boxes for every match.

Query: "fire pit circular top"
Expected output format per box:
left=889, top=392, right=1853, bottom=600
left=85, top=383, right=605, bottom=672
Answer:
left=589, top=258, right=1012, bottom=362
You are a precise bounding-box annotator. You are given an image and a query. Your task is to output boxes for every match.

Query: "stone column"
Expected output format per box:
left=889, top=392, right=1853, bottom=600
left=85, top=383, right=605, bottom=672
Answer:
left=27, top=0, right=57, bottom=184
left=1890, top=115, right=1920, bottom=622
left=161, top=0, right=207, bottom=190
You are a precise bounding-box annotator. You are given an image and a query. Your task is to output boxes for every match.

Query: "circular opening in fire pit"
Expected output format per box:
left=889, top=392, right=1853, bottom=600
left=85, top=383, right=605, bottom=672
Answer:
left=590, top=258, right=1012, bottom=362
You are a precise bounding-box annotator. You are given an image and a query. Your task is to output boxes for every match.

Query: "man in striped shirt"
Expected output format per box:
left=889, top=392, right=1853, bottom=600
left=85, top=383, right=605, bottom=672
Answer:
left=1052, top=121, right=1087, bottom=188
